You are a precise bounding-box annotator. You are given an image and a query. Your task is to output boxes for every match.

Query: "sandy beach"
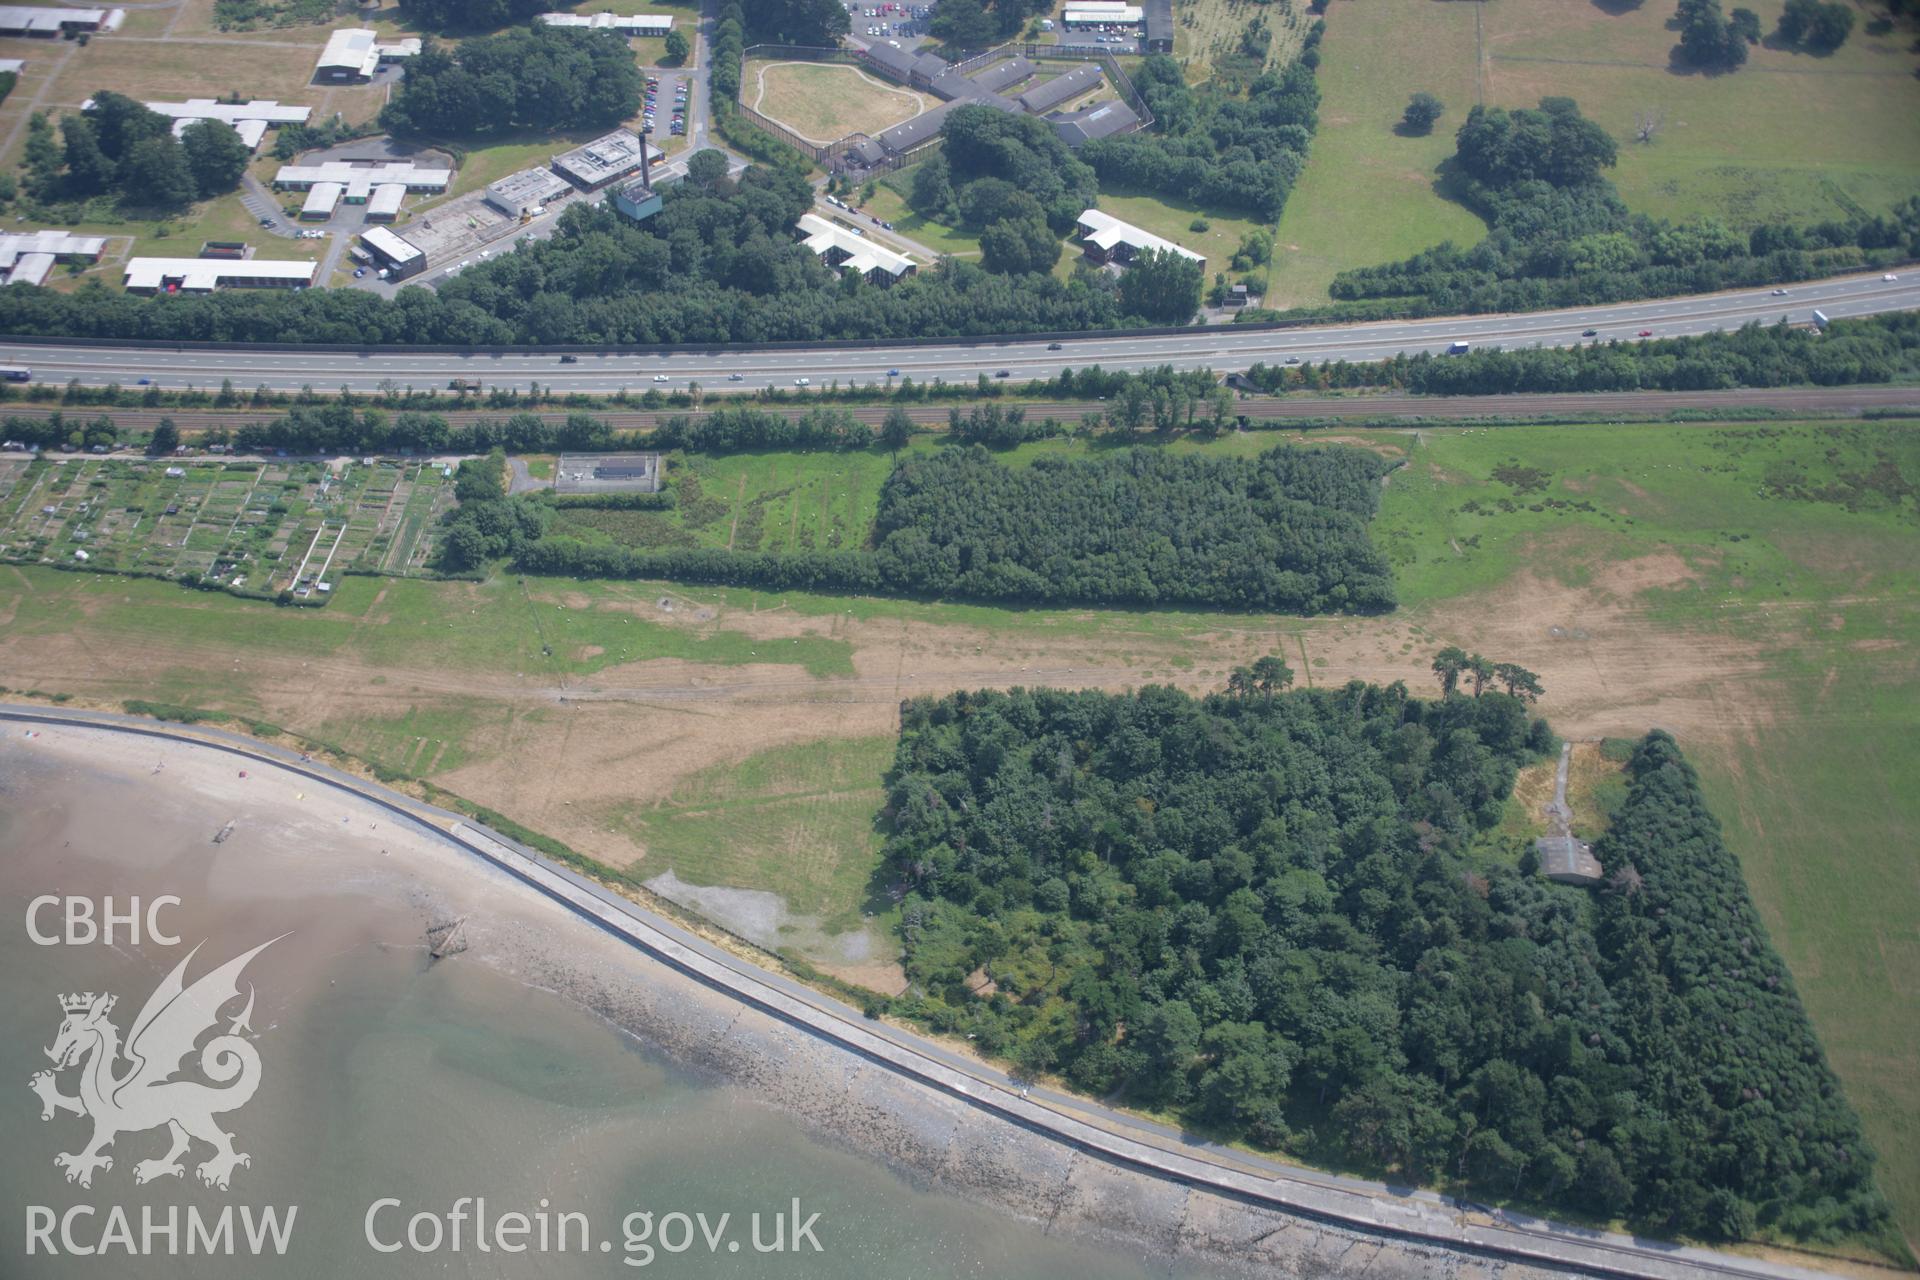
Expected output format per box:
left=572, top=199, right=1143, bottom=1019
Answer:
left=0, top=718, right=1552, bottom=1279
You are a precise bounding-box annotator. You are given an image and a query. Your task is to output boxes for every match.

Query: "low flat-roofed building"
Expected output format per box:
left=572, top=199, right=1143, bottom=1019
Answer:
left=274, top=161, right=451, bottom=197
left=485, top=166, right=571, bottom=217
left=300, top=181, right=343, bottom=219
left=0, top=57, right=25, bottom=72
left=314, top=27, right=417, bottom=81
left=0, top=229, right=105, bottom=284
left=1075, top=208, right=1205, bottom=271
left=124, top=256, right=315, bottom=293
left=364, top=182, right=406, bottom=220
left=1050, top=98, right=1139, bottom=147
left=796, top=213, right=914, bottom=286
left=1064, top=5, right=1142, bottom=26
left=551, top=129, right=660, bottom=191
left=0, top=5, right=122, bottom=36
left=141, top=98, right=309, bottom=153
left=360, top=225, right=425, bottom=280
left=612, top=174, right=662, bottom=223
left=536, top=11, right=671, bottom=34
left=1016, top=64, right=1102, bottom=114
left=860, top=38, right=919, bottom=83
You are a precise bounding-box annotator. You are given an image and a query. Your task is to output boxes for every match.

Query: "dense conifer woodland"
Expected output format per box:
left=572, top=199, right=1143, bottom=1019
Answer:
left=877, top=683, right=1889, bottom=1242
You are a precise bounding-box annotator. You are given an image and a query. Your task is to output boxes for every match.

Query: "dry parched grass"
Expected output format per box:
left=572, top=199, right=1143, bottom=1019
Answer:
left=748, top=60, right=927, bottom=144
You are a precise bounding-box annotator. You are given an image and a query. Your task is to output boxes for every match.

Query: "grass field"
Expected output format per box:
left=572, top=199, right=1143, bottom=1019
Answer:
left=3, top=421, right=1916, bottom=1244
left=603, top=735, right=895, bottom=930
left=865, top=177, right=983, bottom=259
left=747, top=59, right=929, bottom=144
left=1270, top=0, right=1920, bottom=305
left=1164, top=0, right=1310, bottom=84
left=551, top=445, right=905, bottom=554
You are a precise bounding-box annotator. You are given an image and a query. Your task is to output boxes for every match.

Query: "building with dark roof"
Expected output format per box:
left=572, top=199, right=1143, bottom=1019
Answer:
left=1016, top=64, right=1103, bottom=114
left=1050, top=99, right=1140, bottom=147
left=966, top=56, right=1036, bottom=94
left=1143, top=0, right=1173, bottom=51
left=861, top=39, right=920, bottom=82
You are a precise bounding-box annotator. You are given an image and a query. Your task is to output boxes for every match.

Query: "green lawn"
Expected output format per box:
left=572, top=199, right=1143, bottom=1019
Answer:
left=865, top=177, right=982, bottom=259
left=602, top=736, right=895, bottom=931
left=1268, top=0, right=1488, bottom=307
left=1270, top=0, right=1920, bottom=305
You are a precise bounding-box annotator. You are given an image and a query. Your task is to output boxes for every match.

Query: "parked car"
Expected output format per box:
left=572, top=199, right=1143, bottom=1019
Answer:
left=259, top=217, right=275, bottom=228
left=353, top=267, right=367, bottom=278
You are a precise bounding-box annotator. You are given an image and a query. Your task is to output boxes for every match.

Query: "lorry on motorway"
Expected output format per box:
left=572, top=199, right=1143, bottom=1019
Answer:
left=447, top=379, right=482, bottom=392
left=0, top=365, right=30, bottom=382
left=1811, top=309, right=1830, bottom=330
left=1446, top=341, right=1470, bottom=355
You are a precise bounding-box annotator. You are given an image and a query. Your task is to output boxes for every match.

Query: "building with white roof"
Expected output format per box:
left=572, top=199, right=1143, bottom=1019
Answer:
left=1075, top=208, right=1205, bottom=271
left=364, top=183, right=406, bottom=220
left=142, top=99, right=310, bottom=152
left=0, top=229, right=105, bottom=286
left=1063, top=3, right=1142, bottom=25
left=550, top=129, right=661, bottom=192
left=796, top=213, right=914, bottom=286
left=0, top=58, right=25, bottom=73
left=274, top=161, right=451, bottom=198
left=0, top=5, right=122, bottom=36
left=360, top=226, right=425, bottom=279
left=124, top=257, right=315, bottom=293
left=536, top=11, right=671, bottom=34
left=300, top=182, right=343, bottom=219
left=485, top=167, right=572, bottom=217
left=314, top=27, right=419, bottom=81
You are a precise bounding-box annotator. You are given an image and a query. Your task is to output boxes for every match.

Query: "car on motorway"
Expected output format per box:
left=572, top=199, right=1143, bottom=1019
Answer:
left=728, top=372, right=744, bottom=381
left=794, top=377, right=811, bottom=386
left=1771, top=288, right=1788, bottom=296
left=1047, top=342, right=1062, bottom=350
left=1637, top=329, right=1654, bottom=337
left=886, top=368, right=900, bottom=377
left=1885, top=273, right=1900, bottom=282
left=1581, top=328, right=1597, bottom=337
left=559, top=354, right=579, bottom=363
left=994, top=369, right=1011, bottom=378
left=1284, top=356, right=1300, bottom=364
left=136, top=377, right=152, bottom=385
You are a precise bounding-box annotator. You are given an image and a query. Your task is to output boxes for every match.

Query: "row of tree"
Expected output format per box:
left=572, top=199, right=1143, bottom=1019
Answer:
left=874, top=682, right=1888, bottom=1241
left=1676, top=0, right=1854, bottom=71
left=1240, top=313, right=1920, bottom=396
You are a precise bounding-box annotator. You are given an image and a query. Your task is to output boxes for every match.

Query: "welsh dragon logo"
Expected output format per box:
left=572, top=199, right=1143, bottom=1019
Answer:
left=29, top=936, right=282, bottom=1191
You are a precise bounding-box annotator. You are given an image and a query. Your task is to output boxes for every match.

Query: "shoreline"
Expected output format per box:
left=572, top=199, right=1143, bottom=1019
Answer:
left=0, top=705, right=1851, bottom=1280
